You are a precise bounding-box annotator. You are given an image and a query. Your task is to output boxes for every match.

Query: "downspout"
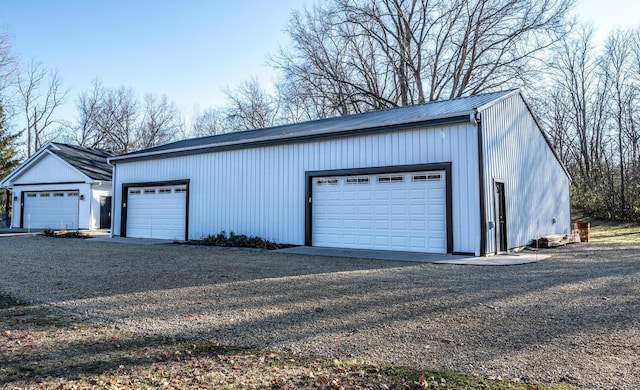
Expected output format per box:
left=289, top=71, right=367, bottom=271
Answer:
left=108, top=160, right=116, bottom=238
left=4, top=187, right=12, bottom=228
left=473, top=110, right=487, bottom=256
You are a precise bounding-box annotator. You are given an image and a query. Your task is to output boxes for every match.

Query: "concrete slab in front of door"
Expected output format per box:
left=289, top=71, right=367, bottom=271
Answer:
left=0, top=228, right=43, bottom=237
left=433, top=252, right=550, bottom=265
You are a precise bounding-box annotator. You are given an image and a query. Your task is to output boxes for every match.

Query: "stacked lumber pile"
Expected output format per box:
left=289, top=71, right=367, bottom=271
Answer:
left=533, top=233, right=581, bottom=248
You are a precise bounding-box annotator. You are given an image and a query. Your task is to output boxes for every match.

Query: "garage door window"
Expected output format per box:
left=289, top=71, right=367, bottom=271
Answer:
left=346, top=176, right=369, bottom=184
left=40, top=192, right=50, bottom=197
left=316, top=178, right=339, bottom=185
left=174, top=186, right=187, bottom=193
left=377, top=175, right=404, bottom=183
left=413, top=173, right=442, bottom=182
left=26, top=193, right=36, bottom=198
left=68, top=191, right=79, bottom=197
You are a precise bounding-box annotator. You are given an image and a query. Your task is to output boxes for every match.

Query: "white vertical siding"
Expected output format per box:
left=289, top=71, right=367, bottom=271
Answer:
left=112, top=123, right=482, bottom=253
left=12, top=153, right=88, bottom=184
left=481, top=94, right=571, bottom=253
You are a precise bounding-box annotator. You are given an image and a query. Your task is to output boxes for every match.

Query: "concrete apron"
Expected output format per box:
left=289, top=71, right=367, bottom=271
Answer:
left=0, top=229, right=111, bottom=238
left=433, top=252, right=551, bottom=265
left=88, top=236, right=175, bottom=245
left=0, top=228, right=44, bottom=237
left=276, top=246, right=550, bottom=266
left=85, top=237, right=550, bottom=265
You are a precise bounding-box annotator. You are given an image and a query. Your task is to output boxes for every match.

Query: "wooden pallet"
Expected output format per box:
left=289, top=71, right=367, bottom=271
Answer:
left=533, top=233, right=581, bottom=248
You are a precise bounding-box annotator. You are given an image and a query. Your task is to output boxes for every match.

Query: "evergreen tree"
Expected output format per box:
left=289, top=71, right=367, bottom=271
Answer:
left=0, top=101, right=21, bottom=218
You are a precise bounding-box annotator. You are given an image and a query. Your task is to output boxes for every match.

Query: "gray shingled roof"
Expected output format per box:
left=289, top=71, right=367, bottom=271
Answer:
left=50, top=143, right=114, bottom=181
left=112, top=89, right=518, bottom=162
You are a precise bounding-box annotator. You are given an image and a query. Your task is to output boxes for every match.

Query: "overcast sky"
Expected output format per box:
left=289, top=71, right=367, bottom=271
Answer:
left=0, top=0, right=638, bottom=129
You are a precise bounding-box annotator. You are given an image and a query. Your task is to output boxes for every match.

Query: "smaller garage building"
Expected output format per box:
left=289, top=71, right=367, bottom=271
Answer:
left=109, top=89, right=571, bottom=256
left=1, top=142, right=114, bottom=231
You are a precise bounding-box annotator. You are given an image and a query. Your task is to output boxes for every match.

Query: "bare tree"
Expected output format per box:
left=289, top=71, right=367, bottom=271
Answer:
left=600, top=29, right=640, bottom=214
left=70, top=82, right=184, bottom=153
left=542, top=25, right=640, bottom=220
left=137, top=93, right=181, bottom=149
left=273, top=5, right=386, bottom=117
left=190, top=79, right=278, bottom=137
left=225, top=78, right=278, bottom=130
left=73, top=78, right=105, bottom=148
left=17, top=60, right=68, bottom=156
left=191, top=106, right=227, bottom=137
left=547, top=26, right=606, bottom=176
left=0, top=27, right=17, bottom=98
left=273, top=0, right=574, bottom=117
left=0, top=23, right=19, bottom=170
left=536, top=25, right=616, bottom=215
left=91, top=86, right=139, bottom=153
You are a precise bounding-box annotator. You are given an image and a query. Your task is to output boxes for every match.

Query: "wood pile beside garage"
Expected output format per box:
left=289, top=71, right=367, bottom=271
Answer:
left=532, top=233, right=581, bottom=248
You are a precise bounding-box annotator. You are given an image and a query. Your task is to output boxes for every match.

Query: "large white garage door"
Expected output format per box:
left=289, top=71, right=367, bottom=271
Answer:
left=126, top=184, right=187, bottom=240
left=312, top=171, right=446, bottom=253
left=23, top=190, right=80, bottom=230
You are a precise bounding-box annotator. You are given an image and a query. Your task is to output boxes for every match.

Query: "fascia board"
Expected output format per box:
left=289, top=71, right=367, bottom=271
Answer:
left=1, top=143, right=55, bottom=186
left=108, top=113, right=474, bottom=163
left=475, top=89, right=520, bottom=113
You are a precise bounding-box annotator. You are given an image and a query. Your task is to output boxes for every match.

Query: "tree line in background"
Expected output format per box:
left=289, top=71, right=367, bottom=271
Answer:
left=538, top=26, right=640, bottom=221
left=70, top=80, right=182, bottom=153
left=0, top=27, right=19, bottom=216
left=0, top=0, right=639, bottom=220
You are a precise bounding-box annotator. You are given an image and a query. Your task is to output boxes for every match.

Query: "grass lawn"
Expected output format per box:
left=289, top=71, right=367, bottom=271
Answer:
left=573, top=210, right=640, bottom=244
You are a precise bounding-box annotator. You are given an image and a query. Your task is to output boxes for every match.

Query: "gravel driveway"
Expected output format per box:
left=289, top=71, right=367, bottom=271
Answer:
left=1, top=235, right=638, bottom=389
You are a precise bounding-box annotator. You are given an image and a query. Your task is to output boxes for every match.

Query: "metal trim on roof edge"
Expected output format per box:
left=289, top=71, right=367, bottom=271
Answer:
left=109, top=115, right=472, bottom=163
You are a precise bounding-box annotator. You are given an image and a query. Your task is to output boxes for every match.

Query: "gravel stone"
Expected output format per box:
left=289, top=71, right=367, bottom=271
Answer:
left=0, top=235, right=638, bottom=389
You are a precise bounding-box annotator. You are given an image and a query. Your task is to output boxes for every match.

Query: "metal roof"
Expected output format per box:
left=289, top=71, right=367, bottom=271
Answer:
left=111, top=89, right=518, bottom=162
left=50, top=143, right=114, bottom=181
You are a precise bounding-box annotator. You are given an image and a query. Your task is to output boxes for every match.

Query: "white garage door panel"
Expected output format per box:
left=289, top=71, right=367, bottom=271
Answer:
left=23, top=191, right=79, bottom=229
left=312, top=171, right=446, bottom=253
left=127, top=185, right=186, bottom=240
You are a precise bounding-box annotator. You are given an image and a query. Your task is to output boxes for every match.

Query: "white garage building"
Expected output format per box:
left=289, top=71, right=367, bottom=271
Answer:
left=109, top=89, right=571, bottom=256
left=1, top=142, right=114, bottom=231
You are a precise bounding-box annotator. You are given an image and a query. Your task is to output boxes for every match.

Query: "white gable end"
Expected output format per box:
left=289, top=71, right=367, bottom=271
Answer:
left=13, top=153, right=89, bottom=185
